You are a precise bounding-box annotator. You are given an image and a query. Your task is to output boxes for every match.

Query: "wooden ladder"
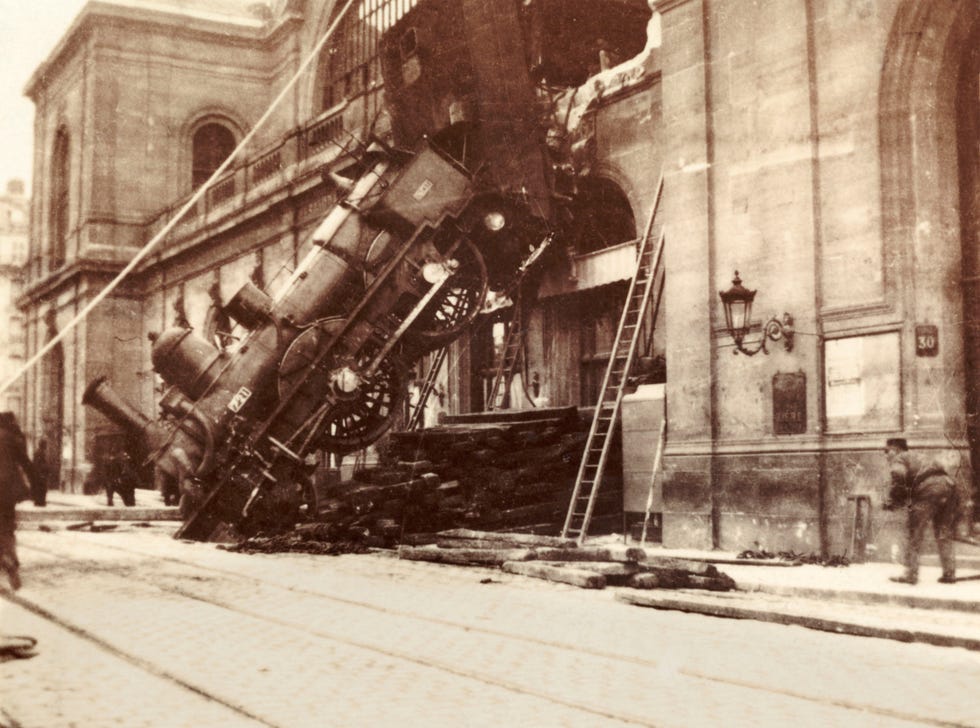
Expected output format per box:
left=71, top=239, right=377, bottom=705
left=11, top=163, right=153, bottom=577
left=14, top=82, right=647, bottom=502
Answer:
left=561, top=175, right=665, bottom=544
left=407, top=346, right=449, bottom=431
left=486, top=293, right=524, bottom=411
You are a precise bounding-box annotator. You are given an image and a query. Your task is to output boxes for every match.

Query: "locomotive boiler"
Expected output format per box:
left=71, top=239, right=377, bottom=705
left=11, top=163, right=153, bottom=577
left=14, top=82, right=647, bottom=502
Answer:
left=83, top=0, right=651, bottom=540
left=85, top=139, right=547, bottom=540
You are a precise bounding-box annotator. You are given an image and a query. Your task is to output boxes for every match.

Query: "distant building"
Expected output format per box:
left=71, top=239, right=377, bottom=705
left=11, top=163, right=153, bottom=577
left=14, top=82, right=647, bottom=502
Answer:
left=19, top=0, right=980, bottom=561
left=0, top=179, right=28, bottom=418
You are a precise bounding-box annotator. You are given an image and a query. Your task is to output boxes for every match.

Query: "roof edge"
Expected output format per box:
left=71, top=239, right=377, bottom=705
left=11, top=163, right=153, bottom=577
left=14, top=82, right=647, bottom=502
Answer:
left=24, top=0, right=268, bottom=99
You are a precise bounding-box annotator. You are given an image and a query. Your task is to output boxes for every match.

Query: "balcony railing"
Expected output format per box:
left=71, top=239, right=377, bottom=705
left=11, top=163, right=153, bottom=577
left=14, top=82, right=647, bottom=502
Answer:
left=144, top=104, right=356, bottom=246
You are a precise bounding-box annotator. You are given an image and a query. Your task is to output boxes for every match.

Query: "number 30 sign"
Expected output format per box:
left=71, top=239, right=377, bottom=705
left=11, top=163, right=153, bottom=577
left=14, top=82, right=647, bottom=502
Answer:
left=915, top=325, right=938, bottom=357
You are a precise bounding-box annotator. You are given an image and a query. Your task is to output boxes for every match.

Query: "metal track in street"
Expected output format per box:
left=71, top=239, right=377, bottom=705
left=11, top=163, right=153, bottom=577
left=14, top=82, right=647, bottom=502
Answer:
left=10, top=534, right=977, bottom=728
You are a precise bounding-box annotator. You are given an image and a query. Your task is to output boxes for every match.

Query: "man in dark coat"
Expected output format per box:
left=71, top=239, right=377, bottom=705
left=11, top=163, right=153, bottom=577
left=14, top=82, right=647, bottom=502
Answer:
left=883, top=437, right=959, bottom=585
left=0, top=412, right=38, bottom=591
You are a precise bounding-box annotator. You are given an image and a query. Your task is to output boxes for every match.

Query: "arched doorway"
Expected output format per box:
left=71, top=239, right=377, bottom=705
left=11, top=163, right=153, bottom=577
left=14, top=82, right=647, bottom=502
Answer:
left=880, top=1, right=979, bottom=513
left=958, top=19, right=980, bottom=515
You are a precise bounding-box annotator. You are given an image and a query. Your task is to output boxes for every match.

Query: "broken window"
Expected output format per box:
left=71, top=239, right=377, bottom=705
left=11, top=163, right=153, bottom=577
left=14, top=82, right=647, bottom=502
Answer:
left=570, top=176, right=637, bottom=255
left=521, top=0, right=652, bottom=87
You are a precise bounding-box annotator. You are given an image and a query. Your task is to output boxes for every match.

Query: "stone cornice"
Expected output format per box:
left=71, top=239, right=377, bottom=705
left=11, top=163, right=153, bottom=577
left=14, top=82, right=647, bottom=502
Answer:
left=664, top=432, right=970, bottom=458
left=16, top=258, right=136, bottom=308
left=26, top=2, right=266, bottom=98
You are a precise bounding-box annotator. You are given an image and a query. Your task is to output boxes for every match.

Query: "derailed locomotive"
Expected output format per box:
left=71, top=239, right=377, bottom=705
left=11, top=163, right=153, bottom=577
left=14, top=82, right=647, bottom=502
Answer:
left=83, top=0, right=652, bottom=540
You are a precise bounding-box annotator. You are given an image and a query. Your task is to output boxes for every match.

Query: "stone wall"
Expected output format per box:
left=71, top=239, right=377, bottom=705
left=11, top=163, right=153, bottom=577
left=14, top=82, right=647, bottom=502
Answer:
left=654, top=0, right=976, bottom=555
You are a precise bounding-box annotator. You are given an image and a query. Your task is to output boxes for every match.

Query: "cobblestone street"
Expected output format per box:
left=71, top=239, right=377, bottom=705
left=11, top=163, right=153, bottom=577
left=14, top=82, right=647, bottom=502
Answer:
left=2, top=526, right=980, bottom=727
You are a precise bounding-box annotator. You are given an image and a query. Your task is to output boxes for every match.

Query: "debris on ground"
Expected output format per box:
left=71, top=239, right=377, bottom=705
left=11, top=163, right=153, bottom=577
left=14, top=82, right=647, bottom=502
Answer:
left=219, top=523, right=371, bottom=556
left=737, top=548, right=850, bottom=567
left=65, top=522, right=118, bottom=533
left=397, top=528, right=736, bottom=591
left=0, top=635, right=38, bottom=662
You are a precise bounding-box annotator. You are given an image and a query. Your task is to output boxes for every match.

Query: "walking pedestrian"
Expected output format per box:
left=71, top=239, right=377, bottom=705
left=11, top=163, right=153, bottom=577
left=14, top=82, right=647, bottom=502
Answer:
left=0, top=412, right=38, bottom=591
left=882, top=437, right=959, bottom=585
left=31, top=438, right=50, bottom=507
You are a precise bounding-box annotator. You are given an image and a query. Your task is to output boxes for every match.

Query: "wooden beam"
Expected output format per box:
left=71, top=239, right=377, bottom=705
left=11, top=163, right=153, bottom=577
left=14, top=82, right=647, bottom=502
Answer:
left=502, top=561, right=607, bottom=589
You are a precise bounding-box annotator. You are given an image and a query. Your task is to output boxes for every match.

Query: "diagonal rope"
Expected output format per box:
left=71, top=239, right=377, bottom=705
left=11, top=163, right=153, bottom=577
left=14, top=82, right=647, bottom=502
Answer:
left=0, top=0, right=359, bottom=398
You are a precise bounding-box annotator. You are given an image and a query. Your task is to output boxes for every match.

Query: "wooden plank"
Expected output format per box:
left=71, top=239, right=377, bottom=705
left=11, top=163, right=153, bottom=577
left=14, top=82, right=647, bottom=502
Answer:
left=625, top=571, right=736, bottom=591
left=397, top=545, right=535, bottom=566
left=686, top=574, right=736, bottom=591
left=533, top=546, right=646, bottom=563
left=441, top=406, right=579, bottom=426
left=625, top=572, right=690, bottom=589
left=669, top=555, right=803, bottom=568
left=502, top=561, right=606, bottom=589
left=541, top=561, right=640, bottom=584
left=638, top=557, right=721, bottom=576
left=436, top=529, right=576, bottom=548
left=398, top=532, right=440, bottom=546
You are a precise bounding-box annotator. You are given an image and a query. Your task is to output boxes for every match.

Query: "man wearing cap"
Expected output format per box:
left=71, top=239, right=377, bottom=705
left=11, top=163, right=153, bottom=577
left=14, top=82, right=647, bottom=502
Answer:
left=883, top=437, right=959, bottom=585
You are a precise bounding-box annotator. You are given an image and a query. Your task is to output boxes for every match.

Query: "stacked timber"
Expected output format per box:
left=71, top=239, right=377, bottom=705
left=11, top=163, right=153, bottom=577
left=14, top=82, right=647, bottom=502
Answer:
left=397, top=529, right=736, bottom=591
left=385, top=406, right=622, bottom=535
left=310, top=406, right=623, bottom=544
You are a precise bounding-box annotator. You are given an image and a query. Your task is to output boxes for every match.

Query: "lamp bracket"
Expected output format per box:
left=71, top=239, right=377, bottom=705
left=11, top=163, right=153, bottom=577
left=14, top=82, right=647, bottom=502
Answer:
left=733, top=313, right=795, bottom=356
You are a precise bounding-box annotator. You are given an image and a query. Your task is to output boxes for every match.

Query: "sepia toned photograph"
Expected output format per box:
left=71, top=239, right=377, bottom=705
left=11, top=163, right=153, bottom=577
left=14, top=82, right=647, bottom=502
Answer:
left=1, top=0, right=979, bottom=725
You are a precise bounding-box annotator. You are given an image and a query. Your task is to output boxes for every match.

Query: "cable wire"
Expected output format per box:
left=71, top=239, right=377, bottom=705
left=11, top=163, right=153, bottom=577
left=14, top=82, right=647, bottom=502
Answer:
left=0, top=0, right=359, bottom=398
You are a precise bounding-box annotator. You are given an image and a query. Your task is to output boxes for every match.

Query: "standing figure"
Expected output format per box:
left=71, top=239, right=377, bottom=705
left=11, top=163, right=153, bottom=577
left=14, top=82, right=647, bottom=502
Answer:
left=0, top=412, right=38, bottom=591
left=31, top=438, right=50, bottom=507
left=105, top=451, right=137, bottom=507
left=883, top=437, right=959, bottom=585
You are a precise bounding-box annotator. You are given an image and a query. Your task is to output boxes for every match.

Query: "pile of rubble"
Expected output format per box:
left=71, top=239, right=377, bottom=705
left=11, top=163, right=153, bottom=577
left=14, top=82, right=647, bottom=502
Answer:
left=220, top=523, right=372, bottom=556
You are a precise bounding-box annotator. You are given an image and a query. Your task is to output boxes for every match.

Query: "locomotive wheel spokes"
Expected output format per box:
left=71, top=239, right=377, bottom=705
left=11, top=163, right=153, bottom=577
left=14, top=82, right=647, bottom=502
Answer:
left=411, top=237, right=488, bottom=345
left=319, top=353, right=406, bottom=452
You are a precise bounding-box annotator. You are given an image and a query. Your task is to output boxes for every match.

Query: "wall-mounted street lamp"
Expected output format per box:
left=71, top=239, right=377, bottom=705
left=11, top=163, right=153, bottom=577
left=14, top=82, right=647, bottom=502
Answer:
left=718, top=271, right=794, bottom=356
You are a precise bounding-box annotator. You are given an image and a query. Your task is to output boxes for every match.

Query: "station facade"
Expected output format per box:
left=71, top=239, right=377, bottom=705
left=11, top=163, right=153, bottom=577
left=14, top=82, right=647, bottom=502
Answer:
left=20, top=0, right=979, bottom=556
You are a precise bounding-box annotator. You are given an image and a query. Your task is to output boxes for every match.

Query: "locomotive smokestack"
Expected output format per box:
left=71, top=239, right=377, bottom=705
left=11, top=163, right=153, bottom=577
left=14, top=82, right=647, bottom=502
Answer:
left=82, top=376, right=152, bottom=436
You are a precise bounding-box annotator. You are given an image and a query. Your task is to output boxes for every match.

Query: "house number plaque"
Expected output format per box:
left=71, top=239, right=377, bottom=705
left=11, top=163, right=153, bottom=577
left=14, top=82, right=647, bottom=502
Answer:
left=773, top=371, right=806, bottom=435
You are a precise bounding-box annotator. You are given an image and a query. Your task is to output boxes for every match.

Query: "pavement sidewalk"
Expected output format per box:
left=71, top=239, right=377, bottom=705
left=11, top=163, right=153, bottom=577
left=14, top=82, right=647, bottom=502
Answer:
left=15, top=489, right=180, bottom=523
left=645, top=545, right=980, bottom=614
left=15, top=493, right=980, bottom=613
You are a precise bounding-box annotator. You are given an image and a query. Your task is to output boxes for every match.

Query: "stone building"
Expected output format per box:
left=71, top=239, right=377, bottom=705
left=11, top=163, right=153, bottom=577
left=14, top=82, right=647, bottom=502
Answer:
left=20, top=0, right=979, bottom=559
left=0, top=179, right=28, bottom=417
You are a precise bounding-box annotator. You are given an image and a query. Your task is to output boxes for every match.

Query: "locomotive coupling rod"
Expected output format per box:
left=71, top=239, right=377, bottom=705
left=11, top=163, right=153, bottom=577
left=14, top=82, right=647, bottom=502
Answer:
left=268, top=436, right=303, bottom=463
left=364, top=262, right=456, bottom=378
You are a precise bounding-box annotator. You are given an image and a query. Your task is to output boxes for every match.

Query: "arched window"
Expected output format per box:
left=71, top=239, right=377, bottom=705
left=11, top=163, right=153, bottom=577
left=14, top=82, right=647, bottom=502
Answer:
left=191, top=123, right=236, bottom=189
left=316, top=0, right=419, bottom=114
left=49, top=128, right=70, bottom=269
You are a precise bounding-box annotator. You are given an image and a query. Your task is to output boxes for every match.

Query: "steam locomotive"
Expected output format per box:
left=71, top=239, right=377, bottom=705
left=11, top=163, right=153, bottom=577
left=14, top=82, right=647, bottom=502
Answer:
left=83, top=0, right=651, bottom=540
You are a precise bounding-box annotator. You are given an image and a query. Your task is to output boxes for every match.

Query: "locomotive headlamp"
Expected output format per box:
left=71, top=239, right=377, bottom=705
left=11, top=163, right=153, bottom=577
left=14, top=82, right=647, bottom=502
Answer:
left=422, top=258, right=458, bottom=284
left=483, top=211, right=506, bottom=232
left=332, top=366, right=362, bottom=394
left=719, top=271, right=794, bottom=356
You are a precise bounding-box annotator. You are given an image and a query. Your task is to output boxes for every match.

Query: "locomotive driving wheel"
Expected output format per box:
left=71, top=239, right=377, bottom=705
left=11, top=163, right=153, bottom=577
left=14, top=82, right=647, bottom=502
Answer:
left=410, top=236, right=488, bottom=347
left=319, top=351, right=406, bottom=453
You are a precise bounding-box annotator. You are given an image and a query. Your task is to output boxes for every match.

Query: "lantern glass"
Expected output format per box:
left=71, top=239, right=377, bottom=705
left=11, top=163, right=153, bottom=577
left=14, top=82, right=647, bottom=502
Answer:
left=729, top=299, right=750, bottom=340
left=719, top=271, right=757, bottom=346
